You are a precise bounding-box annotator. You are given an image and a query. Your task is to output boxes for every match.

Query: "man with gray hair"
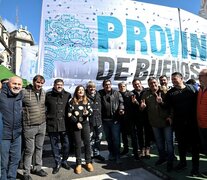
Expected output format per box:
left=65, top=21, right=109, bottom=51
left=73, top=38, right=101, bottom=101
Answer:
left=86, top=81, right=105, bottom=162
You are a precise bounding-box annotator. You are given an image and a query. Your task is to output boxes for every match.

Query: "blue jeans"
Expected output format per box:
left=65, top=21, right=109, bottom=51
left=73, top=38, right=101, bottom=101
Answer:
left=199, top=128, right=207, bottom=155
left=1, top=136, right=21, bottom=180
left=103, top=121, right=120, bottom=160
left=48, top=131, right=70, bottom=165
left=152, top=126, right=174, bottom=162
left=0, top=113, right=2, bottom=178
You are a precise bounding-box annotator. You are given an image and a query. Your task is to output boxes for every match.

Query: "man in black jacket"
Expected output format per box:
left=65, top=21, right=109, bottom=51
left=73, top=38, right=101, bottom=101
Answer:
left=99, top=79, right=124, bottom=164
left=45, top=79, right=71, bottom=174
left=165, top=72, right=200, bottom=176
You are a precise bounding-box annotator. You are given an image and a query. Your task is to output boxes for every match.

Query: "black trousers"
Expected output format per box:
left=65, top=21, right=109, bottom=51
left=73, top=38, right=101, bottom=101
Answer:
left=73, top=122, right=91, bottom=165
left=48, top=131, right=70, bottom=165
left=174, top=124, right=200, bottom=170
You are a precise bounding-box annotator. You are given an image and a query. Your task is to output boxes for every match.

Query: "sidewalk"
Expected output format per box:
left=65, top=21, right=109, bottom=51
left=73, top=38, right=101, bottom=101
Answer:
left=16, top=137, right=207, bottom=180
left=139, top=143, right=207, bottom=180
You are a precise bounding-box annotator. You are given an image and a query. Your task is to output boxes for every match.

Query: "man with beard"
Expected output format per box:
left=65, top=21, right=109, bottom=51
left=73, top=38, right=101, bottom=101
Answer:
left=45, top=79, right=71, bottom=174
left=22, top=75, right=47, bottom=180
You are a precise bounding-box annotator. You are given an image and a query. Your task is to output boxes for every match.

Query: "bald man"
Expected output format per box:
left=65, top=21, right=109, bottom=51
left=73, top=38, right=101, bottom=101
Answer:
left=197, top=69, right=207, bottom=178
left=0, top=76, right=23, bottom=180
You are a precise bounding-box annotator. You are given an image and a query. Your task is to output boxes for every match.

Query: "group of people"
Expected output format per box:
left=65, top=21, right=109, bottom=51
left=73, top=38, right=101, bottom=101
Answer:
left=0, top=69, right=207, bottom=179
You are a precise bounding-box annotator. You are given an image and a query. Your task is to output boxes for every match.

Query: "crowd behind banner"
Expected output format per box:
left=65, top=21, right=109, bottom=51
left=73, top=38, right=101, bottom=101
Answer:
left=0, top=70, right=207, bottom=180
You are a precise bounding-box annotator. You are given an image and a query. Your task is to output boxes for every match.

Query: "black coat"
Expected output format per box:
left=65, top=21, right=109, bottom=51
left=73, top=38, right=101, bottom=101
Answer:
left=86, top=90, right=102, bottom=127
left=98, top=89, right=124, bottom=122
left=45, top=88, right=71, bottom=132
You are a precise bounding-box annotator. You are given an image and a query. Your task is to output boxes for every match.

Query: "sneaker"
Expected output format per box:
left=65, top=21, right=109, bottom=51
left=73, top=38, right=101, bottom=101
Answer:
left=155, top=159, right=167, bottom=166
left=85, top=163, right=94, bottom=172
left=93, top=155, right=105, bottom=162
left=174, top=162, right=187, bottom=172
left=74, top=165, right=82, bottom=174
left=31, top=169, right=48, bottom=177
left=23, top=175, right=33, bottom=180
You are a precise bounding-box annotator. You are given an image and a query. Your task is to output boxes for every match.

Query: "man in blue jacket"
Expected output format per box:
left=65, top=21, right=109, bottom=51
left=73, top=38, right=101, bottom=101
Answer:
left=0, top=112, right=3, bottom=178
left=0, top=76, right=23, bottom=180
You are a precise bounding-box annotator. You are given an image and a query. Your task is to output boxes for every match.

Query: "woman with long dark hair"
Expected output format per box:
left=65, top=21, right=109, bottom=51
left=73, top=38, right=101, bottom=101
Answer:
left=68, top=85, right=94, bottom=174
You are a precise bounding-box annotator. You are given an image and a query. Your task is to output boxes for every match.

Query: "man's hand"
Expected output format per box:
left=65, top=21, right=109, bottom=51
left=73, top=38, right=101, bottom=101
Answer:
left=155, top=92, right=163, bottom=104
left=77, top=122, right=83, bottom=129
left=131, top=95, right=139, bottom=105
left=166, top=117, right=172, bottom=126
left=140, top=99, right=146, bottom=109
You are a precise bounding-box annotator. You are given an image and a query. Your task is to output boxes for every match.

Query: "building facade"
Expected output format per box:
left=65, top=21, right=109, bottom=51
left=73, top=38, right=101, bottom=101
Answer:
left=0, top=18, right=12, bottom=69
left=9, top=26, right=34, bottom=76
left=0, top=17, right=35, bottom=75
left=199, top=0, right=207, bottom=19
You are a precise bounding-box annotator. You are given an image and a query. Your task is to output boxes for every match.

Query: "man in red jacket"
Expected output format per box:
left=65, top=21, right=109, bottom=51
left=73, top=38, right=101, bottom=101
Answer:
left=197, top=69, right=207, bottom=178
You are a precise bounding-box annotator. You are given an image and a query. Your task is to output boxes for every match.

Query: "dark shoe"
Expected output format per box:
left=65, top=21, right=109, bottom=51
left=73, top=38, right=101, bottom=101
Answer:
left=108, top=154, right=115, bottom=161
left=173, top=155, right=177, bottom=161
left=115, top=158, right=122, bottom=164
left=134, top=154, right=140, bottom=161
left=155, top=159, right=167, bottom=166
left=145, top=155, right=151, bottom=159
left=190, top=169, right=199, bottom=177
left=52, top=164, right=61, bottom=174
left=32, top=169, right=48, bottom=177
left=174, top=162, right=187, bottom=172
left=120, top=149, right=129, bottom=156
left=23, top=175, right=33, bottom=180
left=93, top=155, right=105, bottom=162
left=62, top=162, right=70, bottom=170
left=167, top=162, right=173, bottom=172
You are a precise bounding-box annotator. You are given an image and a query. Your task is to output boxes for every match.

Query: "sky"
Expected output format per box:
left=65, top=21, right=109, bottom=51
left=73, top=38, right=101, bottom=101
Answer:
left=0, top=0, right=202, bottom=45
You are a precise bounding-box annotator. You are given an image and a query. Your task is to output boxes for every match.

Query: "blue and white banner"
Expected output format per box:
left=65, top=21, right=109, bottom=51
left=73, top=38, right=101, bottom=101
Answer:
left=39, top=0, right=207, bottom=90
left=21, top=45, right=39, bottom=83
